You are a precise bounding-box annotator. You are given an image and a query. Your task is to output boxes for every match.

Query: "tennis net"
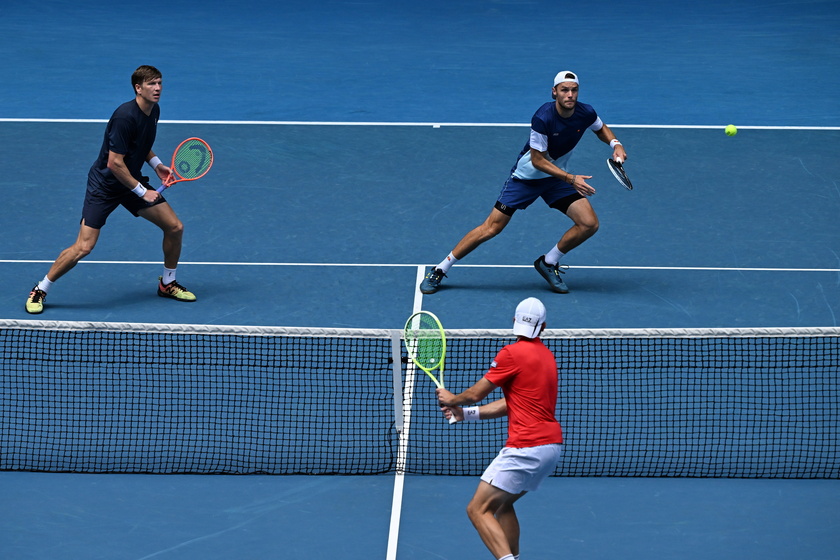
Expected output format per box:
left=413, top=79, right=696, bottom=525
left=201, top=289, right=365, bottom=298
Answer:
left=1, top=320, right=837, bottom=478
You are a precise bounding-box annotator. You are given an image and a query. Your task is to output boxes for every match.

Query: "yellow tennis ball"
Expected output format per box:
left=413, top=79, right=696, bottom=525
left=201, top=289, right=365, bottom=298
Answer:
left=725, top=124, right=738, bottom=136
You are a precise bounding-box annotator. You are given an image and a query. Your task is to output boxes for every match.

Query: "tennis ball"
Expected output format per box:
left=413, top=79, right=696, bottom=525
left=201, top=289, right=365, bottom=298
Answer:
left=725, top=124, right=738, bottom=136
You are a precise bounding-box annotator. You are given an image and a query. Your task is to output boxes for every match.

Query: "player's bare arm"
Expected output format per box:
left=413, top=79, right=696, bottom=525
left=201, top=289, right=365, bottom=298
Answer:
left=436, top=378, right=497, bottom=407
left=594, top=124, right=627, bottom=162
left=107, top=150, right=160, bottom=203
left=530, top=149, right=595, bottom=196
left=146, top=151, right=172, bottom=184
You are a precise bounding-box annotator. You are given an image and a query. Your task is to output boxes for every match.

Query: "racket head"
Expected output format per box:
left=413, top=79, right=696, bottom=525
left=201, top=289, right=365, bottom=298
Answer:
left=403, top=311, right=446, bottom=388
left=606, top=158, right=633, bottom=190
left=166, top=137, right=214, bottom=186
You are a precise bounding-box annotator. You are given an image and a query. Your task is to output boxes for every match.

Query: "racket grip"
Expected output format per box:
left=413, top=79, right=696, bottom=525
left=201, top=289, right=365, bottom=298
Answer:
left=448, top=415, right=457, bottom=424
left=155, top=185, right=166, bottom=193
left=615, top=156, right=624, bottom=164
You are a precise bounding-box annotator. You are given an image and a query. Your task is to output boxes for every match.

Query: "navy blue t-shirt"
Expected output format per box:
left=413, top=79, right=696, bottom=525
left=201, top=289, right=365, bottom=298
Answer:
left=88, top=100, right=159, bottom=190
left=511, top=101, right=600, bottom=180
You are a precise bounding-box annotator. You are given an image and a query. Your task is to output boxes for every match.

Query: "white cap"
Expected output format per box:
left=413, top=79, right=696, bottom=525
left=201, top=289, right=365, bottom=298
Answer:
left=553, top=70, right=579, bottom=86
left=513, top=297, right=546, bottom=338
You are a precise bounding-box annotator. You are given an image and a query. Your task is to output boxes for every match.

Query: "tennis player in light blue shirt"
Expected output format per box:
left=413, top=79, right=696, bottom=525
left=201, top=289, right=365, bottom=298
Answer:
left=420, top=70, right=628, bottom=295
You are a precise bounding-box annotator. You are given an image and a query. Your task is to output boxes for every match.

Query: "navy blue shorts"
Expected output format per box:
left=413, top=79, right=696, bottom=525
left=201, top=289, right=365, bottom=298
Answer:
left=81, top=175, right=166, bottom=229
left=495, top=175, right=581, bottom=216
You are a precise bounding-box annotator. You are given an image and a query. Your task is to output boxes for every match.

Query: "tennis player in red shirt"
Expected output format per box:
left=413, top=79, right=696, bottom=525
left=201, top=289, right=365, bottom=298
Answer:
left=436, top=297, right=563, bottom=560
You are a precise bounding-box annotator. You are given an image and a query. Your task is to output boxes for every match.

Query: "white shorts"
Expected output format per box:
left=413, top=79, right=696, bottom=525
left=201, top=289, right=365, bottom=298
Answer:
left=480, top=444, right=564, bottom=495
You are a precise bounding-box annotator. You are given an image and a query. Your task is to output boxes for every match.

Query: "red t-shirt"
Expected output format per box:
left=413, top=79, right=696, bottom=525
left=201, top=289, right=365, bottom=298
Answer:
left=484, top=337, right=563, bottom=448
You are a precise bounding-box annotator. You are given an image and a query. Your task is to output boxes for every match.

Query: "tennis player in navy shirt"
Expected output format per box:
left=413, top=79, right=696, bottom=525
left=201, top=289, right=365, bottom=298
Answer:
left=26, top=65, right=196, bottom=313
left=420, top=70, right=628, bottom=295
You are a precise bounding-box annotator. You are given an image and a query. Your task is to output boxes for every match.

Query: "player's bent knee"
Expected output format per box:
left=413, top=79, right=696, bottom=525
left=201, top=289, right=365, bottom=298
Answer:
left=166, top=220, right=184, bottom=236
left=74, top=243, right=95, bottom=259
left=575, top=216, right=599, bottom=237
left=466, top=502, right=482, bottom=523
left=483, top=219, right=509, bottom=238
left=482, top=225, right=504, bottom=240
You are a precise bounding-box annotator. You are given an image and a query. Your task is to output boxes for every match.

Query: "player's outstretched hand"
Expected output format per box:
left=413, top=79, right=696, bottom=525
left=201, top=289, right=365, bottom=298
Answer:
left=570, top=174, right=595, bottom=197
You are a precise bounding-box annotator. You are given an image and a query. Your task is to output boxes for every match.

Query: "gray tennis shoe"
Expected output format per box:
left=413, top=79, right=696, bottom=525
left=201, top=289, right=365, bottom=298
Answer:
left=533, top=256, right=569, bottom=293
left=419, top=267, right=446, bottom=294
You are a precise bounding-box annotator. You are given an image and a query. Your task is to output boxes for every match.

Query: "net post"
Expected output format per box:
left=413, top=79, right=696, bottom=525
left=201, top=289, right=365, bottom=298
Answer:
left=389, top=330, right=404, bottom=432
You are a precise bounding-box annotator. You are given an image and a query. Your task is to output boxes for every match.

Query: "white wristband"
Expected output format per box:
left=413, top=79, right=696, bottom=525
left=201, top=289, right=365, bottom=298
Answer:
left=610, top=139, right=622, bottom=149
left=148, top=156, right=163, bottom=169
left=131, top=182, right=148, bottom=197
left=462, top=406, right=480, bottom=421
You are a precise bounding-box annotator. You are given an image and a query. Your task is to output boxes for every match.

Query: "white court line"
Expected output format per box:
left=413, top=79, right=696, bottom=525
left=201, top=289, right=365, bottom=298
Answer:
left=385, top=470, right=406, bottom=560
left=385, top=266, right=428, bottom=560
left=2, top=260, right=838, bottom=273
left=412, top=266, right=426, bottom=312
left=1, top=118, right=839, bottom=131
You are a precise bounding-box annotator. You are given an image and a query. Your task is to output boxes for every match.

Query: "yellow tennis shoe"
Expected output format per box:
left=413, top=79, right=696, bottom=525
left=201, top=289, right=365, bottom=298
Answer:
left=157, top=277, right=197, bottom=302
left=25, top=285, right=47, bottom=314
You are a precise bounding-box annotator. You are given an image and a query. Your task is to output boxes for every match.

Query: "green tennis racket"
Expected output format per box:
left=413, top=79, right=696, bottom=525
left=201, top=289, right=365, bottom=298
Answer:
left=404, top=311, right=456, bottom=423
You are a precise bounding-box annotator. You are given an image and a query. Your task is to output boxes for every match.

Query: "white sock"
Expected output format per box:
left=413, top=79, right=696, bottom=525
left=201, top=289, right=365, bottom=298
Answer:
left=544, top=245, right=565, bottom=266
left=436, top=252, right=458, bottom=273
left=162, top=267, right=177, bottom=285
left=37, top=275, right=54, bottom=293
left=499, top=555, right=515, bottom=560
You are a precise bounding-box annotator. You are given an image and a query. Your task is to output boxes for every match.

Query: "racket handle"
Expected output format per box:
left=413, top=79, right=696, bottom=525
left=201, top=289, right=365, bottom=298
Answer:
left=448, top=415, right=457, bottom=424
left=615, top=156, right=624, bottom=164
left=155, top=184, right=166, bottom=193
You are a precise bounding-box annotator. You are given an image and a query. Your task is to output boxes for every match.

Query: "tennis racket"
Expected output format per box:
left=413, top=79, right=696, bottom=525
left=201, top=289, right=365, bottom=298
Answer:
left=156, top=137, right=214, bottom=193
left=404, top=311, right=456, bottom=423
left=606, top=157, right=633, bottom=191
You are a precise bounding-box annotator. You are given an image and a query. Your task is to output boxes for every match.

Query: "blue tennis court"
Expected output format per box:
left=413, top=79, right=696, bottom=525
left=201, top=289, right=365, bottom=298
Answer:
left=2, top=1, right=839, bottom=559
